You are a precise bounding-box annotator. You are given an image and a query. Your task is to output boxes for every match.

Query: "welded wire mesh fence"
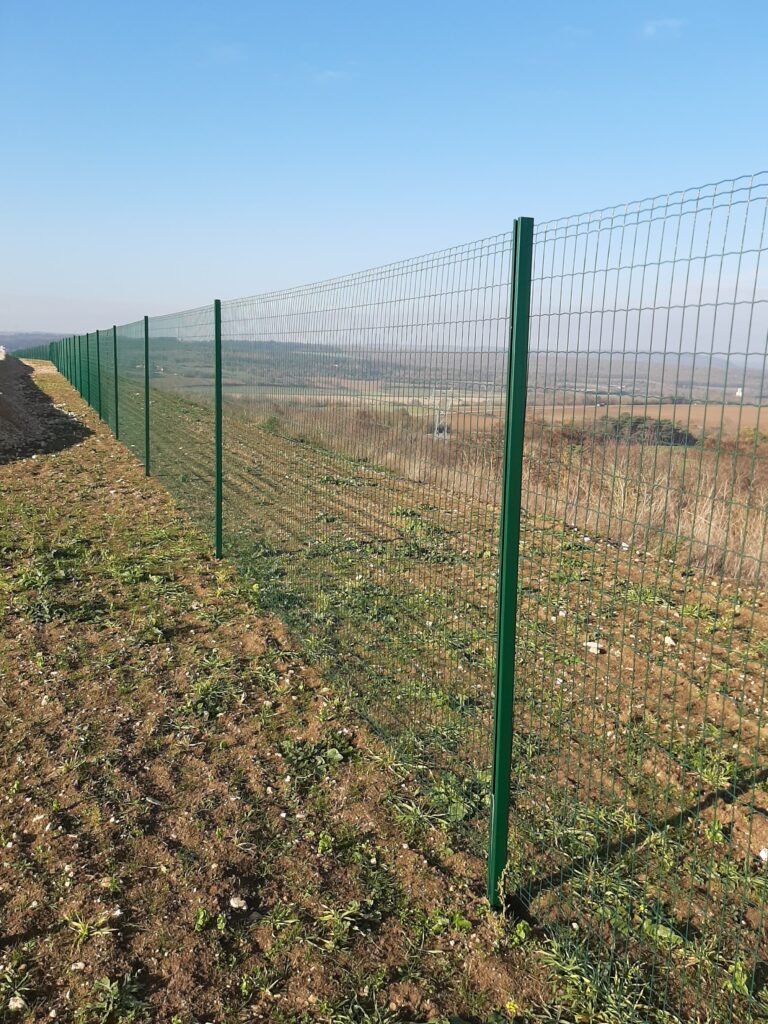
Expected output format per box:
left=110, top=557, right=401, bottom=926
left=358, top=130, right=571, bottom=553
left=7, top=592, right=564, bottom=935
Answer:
left=220, top=234, right=514, bottom=799
left=16, top=171, right=768, bottom=1022
left=147, top=305, right=217, bottom=531
left=115, top=320, right=147, bottom=464
left=512, top=174, right=768, bottom=1022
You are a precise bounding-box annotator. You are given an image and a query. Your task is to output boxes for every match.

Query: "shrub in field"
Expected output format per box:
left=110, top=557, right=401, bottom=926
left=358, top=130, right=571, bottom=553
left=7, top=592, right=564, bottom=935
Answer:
left=571, top=413, right=698, bottom=447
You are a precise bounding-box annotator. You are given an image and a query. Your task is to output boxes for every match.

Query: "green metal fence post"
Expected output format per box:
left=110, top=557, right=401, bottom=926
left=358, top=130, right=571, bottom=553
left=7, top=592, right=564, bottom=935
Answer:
left=214, top=298, right=223, bottom=558
left=85, top=332, right=91, bottom=406
left=487, top=216, right=534, bottom=909
left=77, top=335, right=83, bottom=395
left=96, top=329, right=102, bottom=418
left=144, top=316, right=150, bottom=475
left=113, top=325, right=119, bottom=440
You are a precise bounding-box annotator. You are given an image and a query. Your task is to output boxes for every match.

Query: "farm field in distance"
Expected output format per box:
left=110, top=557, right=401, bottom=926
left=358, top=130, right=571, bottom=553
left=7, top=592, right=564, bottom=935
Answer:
left=537, top=401, right=766, bottom=439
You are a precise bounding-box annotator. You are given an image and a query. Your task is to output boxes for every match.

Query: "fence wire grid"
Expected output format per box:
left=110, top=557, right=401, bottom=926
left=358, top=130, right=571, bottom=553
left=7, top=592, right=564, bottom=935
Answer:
left=17, top=171, right=768, bottom=1024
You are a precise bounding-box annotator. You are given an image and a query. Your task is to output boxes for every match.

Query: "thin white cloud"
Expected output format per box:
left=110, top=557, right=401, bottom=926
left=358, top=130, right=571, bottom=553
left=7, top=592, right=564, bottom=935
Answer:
left=642, top=18, right=686, bottom=39
left=200, top=44, right=244, bottom=67
left=314, top=68, right=348, bottom=84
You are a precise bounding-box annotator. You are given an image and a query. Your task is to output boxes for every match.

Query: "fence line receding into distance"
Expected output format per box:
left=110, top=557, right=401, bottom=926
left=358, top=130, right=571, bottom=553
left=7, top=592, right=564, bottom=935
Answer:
left=18, top=172, right=768, bottom=1024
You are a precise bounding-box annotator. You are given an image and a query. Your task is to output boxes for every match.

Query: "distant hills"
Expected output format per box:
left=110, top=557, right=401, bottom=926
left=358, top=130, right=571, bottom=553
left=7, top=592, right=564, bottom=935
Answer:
left=0, top=332, right=65, bottom=352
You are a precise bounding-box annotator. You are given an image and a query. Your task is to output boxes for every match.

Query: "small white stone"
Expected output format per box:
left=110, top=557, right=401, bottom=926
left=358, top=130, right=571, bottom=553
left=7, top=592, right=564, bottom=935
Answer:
left=664, top=636, right=677, bottom=648
left=759, top=848, right=768, bottom=864
left=583, top=641, right=606, bottom=655
left=70, top=961, right=85, bottom=972
left=229, top=896, right=247, bottom=911
left=8, top=995, right=25, bottom=1012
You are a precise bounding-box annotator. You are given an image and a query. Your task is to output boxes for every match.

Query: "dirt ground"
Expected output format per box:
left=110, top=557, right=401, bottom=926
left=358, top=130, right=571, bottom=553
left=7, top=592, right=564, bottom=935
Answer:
left=0, top=362, right=550, bottom=1023
left=0, top=359, right=90, bottom=460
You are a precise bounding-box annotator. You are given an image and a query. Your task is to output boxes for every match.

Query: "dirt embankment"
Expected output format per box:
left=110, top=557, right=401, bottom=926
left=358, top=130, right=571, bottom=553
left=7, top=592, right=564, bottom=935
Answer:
left=0, top=357, right=89, bottom=462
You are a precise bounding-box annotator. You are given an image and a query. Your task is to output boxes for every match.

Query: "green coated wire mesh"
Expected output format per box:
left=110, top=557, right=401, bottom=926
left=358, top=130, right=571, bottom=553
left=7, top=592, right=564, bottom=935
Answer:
left=11, top=344, right=49, bottom=359
left=513, top=172, right=768, bottom=1022
left=86, top=332, right=96, bottom=407
left=98, top=328, right=117, bottom=434
left=147, top=305, right=217, bottom=536
left=115, top=320, right=146, bottom=465
left=221, top=235, right=514, bottom=828
left=79, top=334, right=87, bottom=400
left=13, top=171, right=768, bottom=1022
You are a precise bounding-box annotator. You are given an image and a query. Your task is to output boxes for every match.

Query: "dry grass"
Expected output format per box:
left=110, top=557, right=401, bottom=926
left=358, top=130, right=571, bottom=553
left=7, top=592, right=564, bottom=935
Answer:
left=523, top=424, right=768, bottom=586
left=227, top=397, right=768, bottom=587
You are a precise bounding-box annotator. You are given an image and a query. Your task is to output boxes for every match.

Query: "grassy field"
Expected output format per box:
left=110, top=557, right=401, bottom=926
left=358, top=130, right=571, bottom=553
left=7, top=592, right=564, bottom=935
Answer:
left=0, top=363, right=610, bottom=1024
left=3, top=363, right=768, bottom=1022
left=222, top=404, right=768, bottom=1024
left=217, top=389, right=768, bottom=587
left=154, top=381, right=768, bottom=1022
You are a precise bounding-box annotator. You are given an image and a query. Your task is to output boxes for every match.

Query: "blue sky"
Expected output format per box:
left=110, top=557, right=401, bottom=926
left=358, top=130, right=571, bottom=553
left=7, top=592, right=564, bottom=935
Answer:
left=1, top=0, right=766, bottom=331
